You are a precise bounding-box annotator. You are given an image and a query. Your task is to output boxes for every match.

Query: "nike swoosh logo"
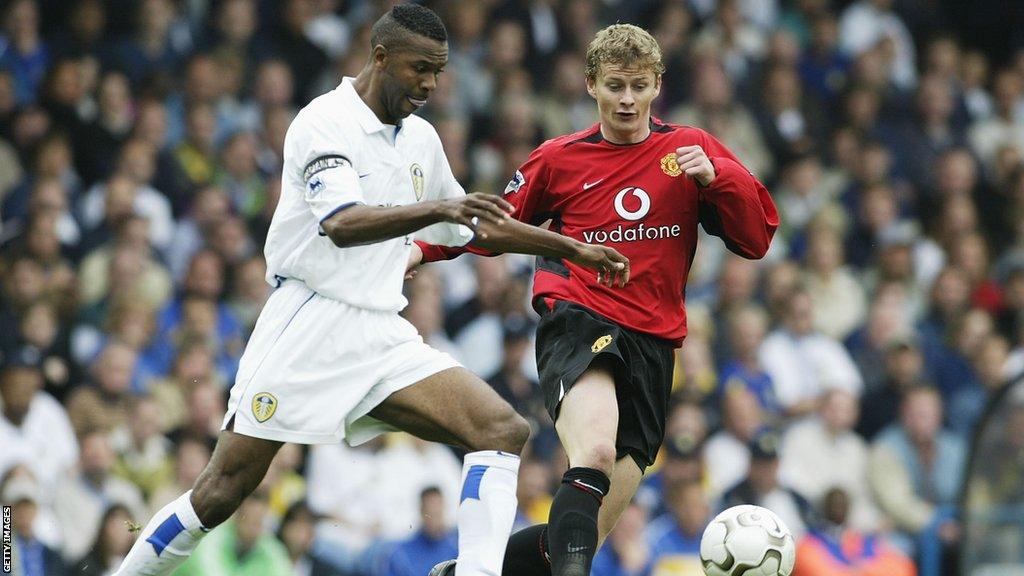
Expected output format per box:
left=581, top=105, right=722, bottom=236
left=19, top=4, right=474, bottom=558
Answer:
left=358, top=173, right=372, bottom=178
left=583, top=178, right=605, bottom=190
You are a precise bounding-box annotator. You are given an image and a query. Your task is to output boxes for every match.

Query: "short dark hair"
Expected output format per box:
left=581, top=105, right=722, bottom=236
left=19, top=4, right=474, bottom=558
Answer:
left=420, top=485, right=442, bottom=501
left=370, top=4, right=447, bottom=51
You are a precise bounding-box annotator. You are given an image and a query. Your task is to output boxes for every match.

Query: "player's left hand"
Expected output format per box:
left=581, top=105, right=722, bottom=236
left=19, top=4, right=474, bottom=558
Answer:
left=675, top=145, right=716, bottom=186
left=570, top=243, right=631, bottom=287
left=405, top=242, right=423, bottom=280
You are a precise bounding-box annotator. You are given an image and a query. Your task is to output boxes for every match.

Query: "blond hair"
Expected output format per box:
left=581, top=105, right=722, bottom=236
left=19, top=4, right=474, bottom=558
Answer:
left=585, top=24, right=665, bottom=80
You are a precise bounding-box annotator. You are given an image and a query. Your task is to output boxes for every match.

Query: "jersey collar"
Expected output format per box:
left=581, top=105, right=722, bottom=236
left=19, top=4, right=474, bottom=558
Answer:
left=339, top=77, right=394, bottom=135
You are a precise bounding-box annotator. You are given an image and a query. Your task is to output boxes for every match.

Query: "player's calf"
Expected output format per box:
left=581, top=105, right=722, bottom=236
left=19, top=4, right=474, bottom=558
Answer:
left=113, top=432, right=281, bottom=575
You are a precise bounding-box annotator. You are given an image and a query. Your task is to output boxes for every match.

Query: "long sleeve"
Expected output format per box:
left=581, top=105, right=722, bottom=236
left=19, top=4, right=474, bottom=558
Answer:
left=418, top=141, right=555, bottom=263
left=697, top=131, right=779, bottom=259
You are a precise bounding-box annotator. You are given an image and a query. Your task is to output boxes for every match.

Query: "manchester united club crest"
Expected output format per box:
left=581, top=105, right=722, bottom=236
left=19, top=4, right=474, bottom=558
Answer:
left=252, top=392, right=278, bottom=423
left=410, top=164, right=425, bottom=200
left=660, top=153, right=682, bottom=177
left=592, top=335, right=613, bottom=353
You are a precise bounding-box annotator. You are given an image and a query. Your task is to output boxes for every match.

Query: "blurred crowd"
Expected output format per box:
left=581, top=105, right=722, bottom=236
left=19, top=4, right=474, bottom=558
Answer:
left=2, top=0, right=1024, bottom=575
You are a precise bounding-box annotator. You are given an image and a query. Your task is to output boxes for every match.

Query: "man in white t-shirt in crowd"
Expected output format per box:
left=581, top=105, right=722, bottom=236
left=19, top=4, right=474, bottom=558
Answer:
left=114, top=5, right=628, bottom=576
left=759, top=288, right=863, bottom=418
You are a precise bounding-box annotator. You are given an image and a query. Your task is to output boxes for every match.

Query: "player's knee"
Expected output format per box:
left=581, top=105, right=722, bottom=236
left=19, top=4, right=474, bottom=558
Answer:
left=575, top=442, right=617, bottom=474
left=474, top=409, right=530, bottom=454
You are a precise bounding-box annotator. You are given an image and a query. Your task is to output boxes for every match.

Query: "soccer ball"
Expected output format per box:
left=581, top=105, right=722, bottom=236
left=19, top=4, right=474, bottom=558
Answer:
left=700, top=505, right=796, bottom=576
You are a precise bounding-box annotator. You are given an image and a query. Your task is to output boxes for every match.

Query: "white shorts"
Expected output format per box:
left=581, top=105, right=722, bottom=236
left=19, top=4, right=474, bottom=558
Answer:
left=222, top=280, right=460, bottom=445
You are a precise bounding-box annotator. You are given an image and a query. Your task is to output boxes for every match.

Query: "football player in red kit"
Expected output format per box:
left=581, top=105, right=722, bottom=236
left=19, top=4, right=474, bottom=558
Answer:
left=414, top=23, right=778, bottom=576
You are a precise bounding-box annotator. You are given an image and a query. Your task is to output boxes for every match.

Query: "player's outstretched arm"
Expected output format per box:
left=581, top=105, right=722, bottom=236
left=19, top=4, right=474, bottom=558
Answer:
left=321, top=193, right=513, bottom=248
left=473, top=218, right=630, bottom=288
left=408, top=219, right=630, bottom=287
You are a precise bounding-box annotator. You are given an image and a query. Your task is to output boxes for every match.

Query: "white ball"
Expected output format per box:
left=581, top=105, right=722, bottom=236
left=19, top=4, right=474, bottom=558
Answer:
left=700, top=505, right=796, bottom=576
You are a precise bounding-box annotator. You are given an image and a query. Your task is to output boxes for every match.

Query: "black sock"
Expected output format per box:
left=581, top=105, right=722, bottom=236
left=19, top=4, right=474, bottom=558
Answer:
left=503, top=524, right=550, bottom=576
left=547, top=467, right=610, bottom=576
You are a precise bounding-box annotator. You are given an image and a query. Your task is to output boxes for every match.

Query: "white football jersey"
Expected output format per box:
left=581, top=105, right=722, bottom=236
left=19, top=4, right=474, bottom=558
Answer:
left=264, top=77, right=473, bottom=311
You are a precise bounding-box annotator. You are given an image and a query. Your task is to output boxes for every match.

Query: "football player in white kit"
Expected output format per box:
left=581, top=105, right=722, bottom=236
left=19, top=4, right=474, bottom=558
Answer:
left=114, top=4, right=629, bottom=576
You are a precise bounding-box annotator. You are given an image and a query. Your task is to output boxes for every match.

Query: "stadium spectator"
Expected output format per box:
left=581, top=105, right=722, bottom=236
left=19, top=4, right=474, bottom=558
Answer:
left=177, top=490, right=292, bottom=575
left=803, top=223, right=867, bottom=341
left=3, top=474, right=67, bottom=576
left=969, top=69, right=1024, bottom=172
left=845, top=283, right=916, bottom=394
left=379, top=487, right=458, bottom=576
left=780, top=389, right=881, bottom=530
left=759, top=288, right=864, bottom=417
left=704, top=386, right=765, bottom=497
left=53, top=429, right=147, bottom=561
left=487, top=319, right=548, bottom=436
left=277, top=501, right=348, bottom=576
left=636, top=431, right=706, bottom=520
left=0, top=352, right=77, bottom=491
left=857, top=336, right=929, bottom=439
left=645, top=480, right=711, bottom=576
left=0, top=0, right=49, bottom=105
left=444, top=255, right=514, bottom=378
left=709, top=255, right=759, bottom=363
left=165, top=379, right=224, bottom=449
left=110, top=395, right=173, bottom=500
left=73, top=504, right=138, bottom=576
left=668, top=58, right=773, bottom=179
left=11, top=299, right=75, bottom=395
left=838, top=0, right=917, bottom=89
left=514, top=457, right=555, bottom=529
left=721, top=429, right=812, bottom=538
left=149, top=435, right=211, bottom=513
left=65, top=340, right=137, bottom=434
left=591, top=501, right=651, bottom=576
left=793, top=488, right=916, bottom=576
left=868, top=386, right=965, bottom=575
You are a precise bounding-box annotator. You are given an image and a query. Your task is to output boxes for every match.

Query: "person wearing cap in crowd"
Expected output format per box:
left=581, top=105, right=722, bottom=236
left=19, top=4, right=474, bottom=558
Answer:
left=487, top=317, right=554, bottom=450
left=863, top=221, right=933, bottom=317
left=721, top=429, right=812, bottom=538
left=0, top=347, right=79, bottom=499
left=858, top=335, right=931, bottom=441
left=3, top=473, right=68, bottom=576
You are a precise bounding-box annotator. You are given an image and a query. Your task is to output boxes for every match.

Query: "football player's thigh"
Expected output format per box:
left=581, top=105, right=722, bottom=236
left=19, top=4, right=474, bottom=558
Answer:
left=554, top=357, right=620, bottom=469
left=369, top=366, right=524, bottom=451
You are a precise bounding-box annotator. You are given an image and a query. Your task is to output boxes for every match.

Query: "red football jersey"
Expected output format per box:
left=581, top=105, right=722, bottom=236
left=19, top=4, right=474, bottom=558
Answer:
left=418, top=119, right=779, bottom=345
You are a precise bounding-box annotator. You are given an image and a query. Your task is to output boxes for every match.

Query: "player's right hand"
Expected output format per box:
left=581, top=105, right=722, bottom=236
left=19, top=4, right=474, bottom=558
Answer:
left=571, top=243, right=630, bottom=287
left=438, top=193, right=513, bottom=239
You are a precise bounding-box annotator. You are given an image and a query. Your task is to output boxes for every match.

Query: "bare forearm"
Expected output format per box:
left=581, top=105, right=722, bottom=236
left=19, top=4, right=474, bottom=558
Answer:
left=470, top=218, right=580, bottom=260
left=321, top=203, right=444, bottom=247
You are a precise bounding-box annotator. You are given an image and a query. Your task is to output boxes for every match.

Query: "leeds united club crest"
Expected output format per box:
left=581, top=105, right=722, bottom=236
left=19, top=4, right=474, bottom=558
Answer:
left=410, top=164, right=425, bottom=200
left=252, top=392, right=278, bottom=423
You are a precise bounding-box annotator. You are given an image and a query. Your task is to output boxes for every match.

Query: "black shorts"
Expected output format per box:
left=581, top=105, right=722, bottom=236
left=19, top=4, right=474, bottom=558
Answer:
left=534, top=300, right=675, bottom=471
